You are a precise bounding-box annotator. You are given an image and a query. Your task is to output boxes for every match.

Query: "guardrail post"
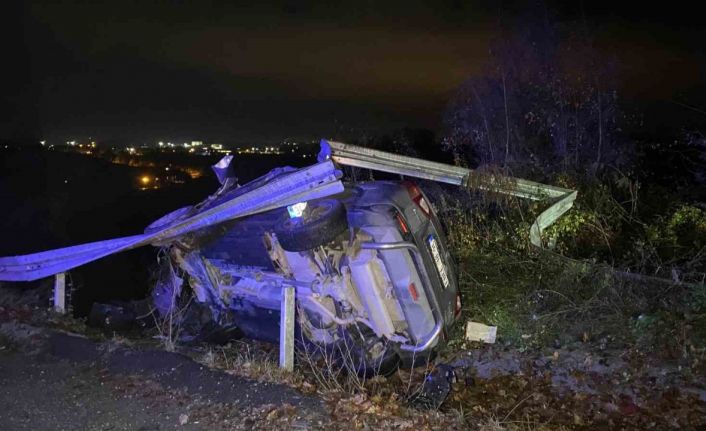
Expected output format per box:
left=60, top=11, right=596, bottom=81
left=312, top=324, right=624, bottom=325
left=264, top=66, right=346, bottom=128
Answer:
left=279, top=285, right=295, bottom=371
left=53, top=272, right=66, bottom=314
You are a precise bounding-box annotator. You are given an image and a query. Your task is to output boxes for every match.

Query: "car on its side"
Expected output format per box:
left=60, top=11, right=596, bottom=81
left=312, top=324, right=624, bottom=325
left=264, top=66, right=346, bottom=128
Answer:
left=151, top=165, right=460, bottom=375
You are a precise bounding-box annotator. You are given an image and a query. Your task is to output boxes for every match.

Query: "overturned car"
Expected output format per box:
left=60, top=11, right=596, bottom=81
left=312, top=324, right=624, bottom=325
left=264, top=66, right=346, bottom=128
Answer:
left=151, top=168, right=460, bottom=373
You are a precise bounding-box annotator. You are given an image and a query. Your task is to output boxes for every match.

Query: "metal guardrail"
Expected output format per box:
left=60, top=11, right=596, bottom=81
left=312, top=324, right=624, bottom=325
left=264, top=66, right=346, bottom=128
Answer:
left=320, top=140, right=578, bottom=247
left=0, top=161, right=344, bottom=281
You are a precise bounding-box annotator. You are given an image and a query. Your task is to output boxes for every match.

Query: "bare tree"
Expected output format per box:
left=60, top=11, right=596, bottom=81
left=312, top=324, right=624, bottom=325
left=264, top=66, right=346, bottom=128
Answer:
left=443, top=12, right=630, bottom=179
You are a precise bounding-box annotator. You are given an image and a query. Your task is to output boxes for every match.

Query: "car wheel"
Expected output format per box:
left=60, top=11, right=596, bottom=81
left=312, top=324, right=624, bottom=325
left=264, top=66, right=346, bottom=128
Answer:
left=273, top=199, right=348, bottom=252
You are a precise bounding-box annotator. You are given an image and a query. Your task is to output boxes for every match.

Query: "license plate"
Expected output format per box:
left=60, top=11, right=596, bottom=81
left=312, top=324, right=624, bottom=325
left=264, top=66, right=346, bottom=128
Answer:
left=427, top=234, right=450, bottom=289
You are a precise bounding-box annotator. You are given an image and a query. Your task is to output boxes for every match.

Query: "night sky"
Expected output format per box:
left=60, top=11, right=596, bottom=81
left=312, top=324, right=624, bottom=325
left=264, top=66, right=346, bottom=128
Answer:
left=3, top=1, right=705, bottom=145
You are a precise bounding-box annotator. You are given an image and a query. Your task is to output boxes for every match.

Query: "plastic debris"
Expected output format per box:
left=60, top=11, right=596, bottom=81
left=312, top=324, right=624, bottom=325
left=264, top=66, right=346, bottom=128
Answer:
left=465, top=321, right=497, bottom=344
left=410, top=364, right=456, bottom=409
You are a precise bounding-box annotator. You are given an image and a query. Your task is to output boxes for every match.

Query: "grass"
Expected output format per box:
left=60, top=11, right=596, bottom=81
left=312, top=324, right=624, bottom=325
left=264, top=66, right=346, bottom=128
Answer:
left=443, top=230, right=706, bottom=367
left=475, top=415, right=570, bottom=431
left=449, top=247, right=706, bottom=353
left=429, top=176, right=706, bottom=356
left=192, top=339, right=313, bottom=391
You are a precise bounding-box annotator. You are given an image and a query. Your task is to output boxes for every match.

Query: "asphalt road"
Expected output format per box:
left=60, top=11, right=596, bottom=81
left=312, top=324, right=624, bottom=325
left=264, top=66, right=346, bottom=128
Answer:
left=0, top=324, right=327, bottom=431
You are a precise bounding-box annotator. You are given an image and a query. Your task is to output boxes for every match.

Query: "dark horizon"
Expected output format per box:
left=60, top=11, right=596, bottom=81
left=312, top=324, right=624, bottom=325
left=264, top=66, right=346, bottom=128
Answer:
left=3, top=1, right=706, bottom=144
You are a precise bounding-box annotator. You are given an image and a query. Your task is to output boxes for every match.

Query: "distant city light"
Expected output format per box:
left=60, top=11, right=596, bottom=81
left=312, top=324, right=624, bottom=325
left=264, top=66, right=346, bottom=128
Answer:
left=40, top=140, right=46, bottom=146
left=140, top=175, right=151, bottom=185
left=158, top=141, right=164, bottom=147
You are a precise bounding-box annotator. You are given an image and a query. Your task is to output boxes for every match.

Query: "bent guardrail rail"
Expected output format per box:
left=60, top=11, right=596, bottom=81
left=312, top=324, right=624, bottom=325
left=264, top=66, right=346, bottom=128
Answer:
left=318, top=140, right=577, bottom=248
left=0, top=161, right=343, bottom=281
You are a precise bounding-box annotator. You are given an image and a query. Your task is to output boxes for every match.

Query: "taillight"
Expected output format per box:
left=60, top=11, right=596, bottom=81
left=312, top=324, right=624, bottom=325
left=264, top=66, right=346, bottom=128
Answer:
left=402, top=181, right=431, bottom=218
left=395, top=211, right=410, bottom=234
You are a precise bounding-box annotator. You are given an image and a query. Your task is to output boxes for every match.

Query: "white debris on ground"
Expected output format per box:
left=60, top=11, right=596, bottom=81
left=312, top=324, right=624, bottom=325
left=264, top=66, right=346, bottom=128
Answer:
left=464, top=321, right=497, bottom=344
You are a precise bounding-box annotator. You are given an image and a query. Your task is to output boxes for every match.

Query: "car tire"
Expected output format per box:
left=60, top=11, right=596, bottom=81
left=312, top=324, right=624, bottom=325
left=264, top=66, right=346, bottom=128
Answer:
left=274, top=199, right=348, bottom=252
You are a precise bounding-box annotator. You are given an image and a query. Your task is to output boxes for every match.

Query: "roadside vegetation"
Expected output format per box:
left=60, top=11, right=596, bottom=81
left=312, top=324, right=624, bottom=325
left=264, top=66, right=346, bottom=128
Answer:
left=437, top=181, right=706, bottom=352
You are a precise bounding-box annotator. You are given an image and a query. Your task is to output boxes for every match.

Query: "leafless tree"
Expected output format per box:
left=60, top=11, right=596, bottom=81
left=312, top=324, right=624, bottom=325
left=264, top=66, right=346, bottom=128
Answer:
left=443, top=13, right=630, bottom=180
